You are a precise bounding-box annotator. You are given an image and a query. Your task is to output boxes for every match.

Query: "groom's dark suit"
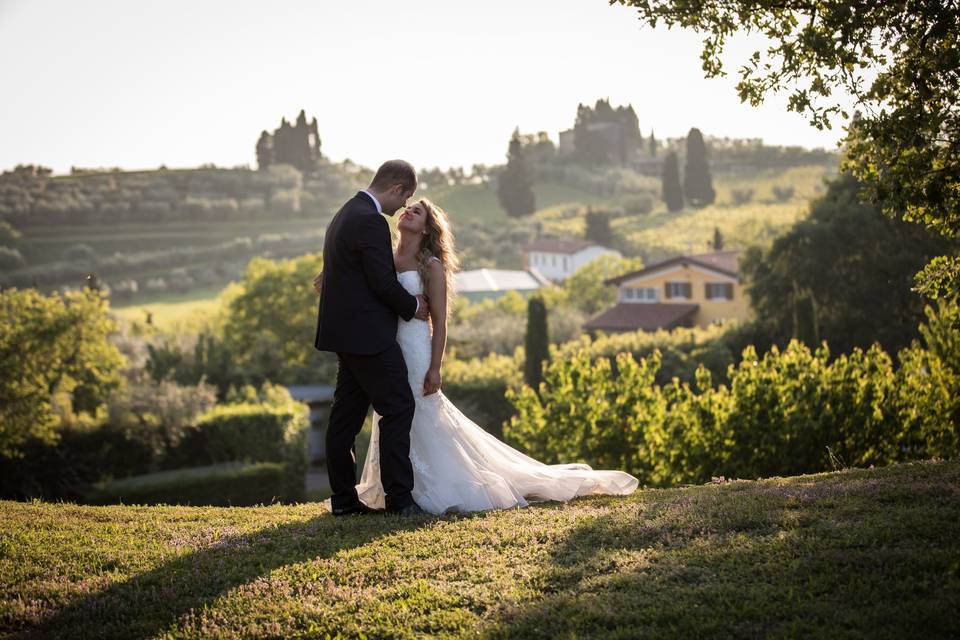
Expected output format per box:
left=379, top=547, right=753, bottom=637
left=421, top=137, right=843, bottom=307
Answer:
left=315, top=191, right=418, bottom=511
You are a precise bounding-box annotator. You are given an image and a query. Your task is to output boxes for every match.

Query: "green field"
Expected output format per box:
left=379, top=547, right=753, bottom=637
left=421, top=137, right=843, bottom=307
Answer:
left=2, top=459, right=957, bottom=639
left=109, top=285, right=232, bottom=330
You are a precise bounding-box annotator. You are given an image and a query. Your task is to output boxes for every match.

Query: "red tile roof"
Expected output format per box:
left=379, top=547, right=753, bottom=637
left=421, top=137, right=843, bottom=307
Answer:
left=583, top=303, right=699, bottom=332
left=522, top=238, right=597, bottom=254
left=605, top=250, right=741, bottom=285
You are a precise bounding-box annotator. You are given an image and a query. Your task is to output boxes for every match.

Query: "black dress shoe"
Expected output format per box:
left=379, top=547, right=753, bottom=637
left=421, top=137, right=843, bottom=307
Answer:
left=331, top=502, right=381, bottom=516
left=388, top=502, right=427, bottom=517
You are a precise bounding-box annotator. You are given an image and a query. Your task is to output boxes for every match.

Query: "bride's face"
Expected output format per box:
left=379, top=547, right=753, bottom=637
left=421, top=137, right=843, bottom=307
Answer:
left=398, top=202, right=428, bottom=235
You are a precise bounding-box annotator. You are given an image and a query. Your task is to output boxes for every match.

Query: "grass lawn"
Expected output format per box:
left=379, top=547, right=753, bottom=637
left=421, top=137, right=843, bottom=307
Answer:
left=109, top=285, right=229, bottom=330
left=2, top=458, right=957, bottom=639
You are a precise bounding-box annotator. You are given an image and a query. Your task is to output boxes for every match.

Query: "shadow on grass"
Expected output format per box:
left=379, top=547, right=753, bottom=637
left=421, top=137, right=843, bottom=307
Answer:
left=16, top=511, right=423, bottom=640
left=487, top=470, right=960, bottom=639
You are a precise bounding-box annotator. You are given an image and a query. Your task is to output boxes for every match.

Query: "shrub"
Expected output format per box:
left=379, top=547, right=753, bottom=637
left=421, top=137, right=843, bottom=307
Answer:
left=444, top=352, right=522, bottom=439
left=731, top=187, right=755, bottom=205
left=0, top=246, right=25, bottom=269
left=88, top=461, right=293, bottom=506
left=771, top=184, right=795, bottom=201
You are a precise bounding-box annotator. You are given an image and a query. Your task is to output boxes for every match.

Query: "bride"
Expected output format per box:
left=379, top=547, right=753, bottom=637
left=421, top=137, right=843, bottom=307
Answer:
left=351, top=197, right=639, bottom=515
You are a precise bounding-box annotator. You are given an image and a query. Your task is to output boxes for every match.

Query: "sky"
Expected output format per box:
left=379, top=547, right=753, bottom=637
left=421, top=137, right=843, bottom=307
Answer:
left=0, top=0, right=858, bottom=174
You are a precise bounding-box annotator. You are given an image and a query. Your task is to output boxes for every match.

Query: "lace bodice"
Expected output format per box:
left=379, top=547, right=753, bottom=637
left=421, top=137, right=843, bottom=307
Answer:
left=396, top=270, right=432, bottom=399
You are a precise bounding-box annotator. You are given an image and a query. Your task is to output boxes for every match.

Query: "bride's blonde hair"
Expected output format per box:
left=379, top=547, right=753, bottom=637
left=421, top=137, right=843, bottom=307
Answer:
left=415, top=197, right=459, bottom=317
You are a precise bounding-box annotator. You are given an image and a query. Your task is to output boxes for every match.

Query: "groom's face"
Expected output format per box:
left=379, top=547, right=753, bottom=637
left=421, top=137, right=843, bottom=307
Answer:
left=384, top=183, right=417, bottom=215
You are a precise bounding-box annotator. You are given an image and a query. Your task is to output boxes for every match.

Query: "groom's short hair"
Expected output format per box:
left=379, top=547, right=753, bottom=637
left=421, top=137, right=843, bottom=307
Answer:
left=370, top=160, right=417, bottom=192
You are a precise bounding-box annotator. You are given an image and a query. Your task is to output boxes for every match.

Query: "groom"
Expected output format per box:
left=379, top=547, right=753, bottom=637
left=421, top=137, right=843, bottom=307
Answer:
left=314, top=159, right=429, bottom=517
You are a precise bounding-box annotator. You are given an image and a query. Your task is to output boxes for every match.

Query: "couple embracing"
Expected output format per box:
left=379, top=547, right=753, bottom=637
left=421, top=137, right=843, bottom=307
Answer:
left=314, top=160, right=637, bottom=516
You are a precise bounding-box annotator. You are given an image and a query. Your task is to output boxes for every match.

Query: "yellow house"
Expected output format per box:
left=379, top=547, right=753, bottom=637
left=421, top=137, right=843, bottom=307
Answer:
left=584, top=250, right=751, bottom=332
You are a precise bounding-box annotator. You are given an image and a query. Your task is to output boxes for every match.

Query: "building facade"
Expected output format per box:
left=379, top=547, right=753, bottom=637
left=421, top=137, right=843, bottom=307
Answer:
left=522, top=239, right=621, bottom=282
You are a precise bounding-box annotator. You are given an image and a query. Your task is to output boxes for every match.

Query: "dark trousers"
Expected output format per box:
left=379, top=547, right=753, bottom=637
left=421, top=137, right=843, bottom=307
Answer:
left=326, top=343, right=416, bottom=511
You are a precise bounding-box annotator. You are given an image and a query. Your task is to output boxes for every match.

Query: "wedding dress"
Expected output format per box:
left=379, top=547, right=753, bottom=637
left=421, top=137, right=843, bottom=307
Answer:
left=354, top=269, right=639, bottom=514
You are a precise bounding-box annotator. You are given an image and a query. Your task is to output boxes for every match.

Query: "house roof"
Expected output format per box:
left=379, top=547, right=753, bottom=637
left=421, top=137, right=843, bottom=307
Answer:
left=522, top=238, right=597, bottom=255
left=605, top=250, right=740, bottom=286
left=454, top=268, right=547, bottom=293
left=286, top=384, right=335, bottom=403
left=583, top=303, right=699, bottom=332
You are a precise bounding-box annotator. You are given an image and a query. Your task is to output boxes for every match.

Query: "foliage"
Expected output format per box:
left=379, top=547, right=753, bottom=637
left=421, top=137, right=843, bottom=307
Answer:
left=443, top=352, right=523, bottom=439
left=2, top=460, right=958, bottom=638
left=88, top=461, right=295, bottom=506
left=683, top=128, right=716, bottom=206
left=0, top=220, right=20, bottom=244
left=220, top=252, right=337, bottom=385
left=660, top=151, right=683, bottom=212
left=572, top=99, right=645, bottom=167
left=741, top=171, right=955, bottom=355
left=0, top=288, right=124, bottom=458
left=0, top=246, right=25, bottom=269
left=914, top=255, right=960, bottom=301
left=583, top=208, right=613, bottom=246
left=508, top=302, right=959, bottom=486
left=612, top=0, right=960, bottom=272
left=561, top=253, right=644, bottom=315
left=524, top=295, right=550, bottom=389
left=497, top=128, right=536, bottom=217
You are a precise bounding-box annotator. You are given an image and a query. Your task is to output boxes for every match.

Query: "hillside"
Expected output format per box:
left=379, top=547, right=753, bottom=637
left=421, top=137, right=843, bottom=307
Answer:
left=2, top=459, right=958, bottom=639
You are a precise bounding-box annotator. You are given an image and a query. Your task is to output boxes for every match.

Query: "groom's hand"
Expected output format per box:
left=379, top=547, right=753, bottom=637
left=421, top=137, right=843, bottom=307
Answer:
left=414, top=294, right=430, bottom=321
left=312, top=271, right=323, bottom=294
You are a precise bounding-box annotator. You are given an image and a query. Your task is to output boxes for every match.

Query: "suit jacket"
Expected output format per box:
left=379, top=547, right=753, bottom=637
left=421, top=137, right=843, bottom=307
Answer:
left=314, top=191, right=418, bottom=354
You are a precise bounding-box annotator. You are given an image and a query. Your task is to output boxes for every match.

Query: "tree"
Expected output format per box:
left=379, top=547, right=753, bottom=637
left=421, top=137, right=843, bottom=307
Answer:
left=0, top=289, right=124, bottom=458
left=255, top=130, right=273, bottom=171
left=661, top=151, right=684, bottom=212
left=648, top=130, right=658, bottom=156
left=497, top=128, right=536, bottom=217
left=712, top=226, right=724, bottom=251
left=584, top=208, right=614, bottom=246
left=612, top=0, right=960, bottom=292
left=524, top=295, right=549, bottom=390
left=562, top=254, right=645, bottom=315
left=683, top=128, right=716, bottom=206
left=741, top=171, right=954, bottom=355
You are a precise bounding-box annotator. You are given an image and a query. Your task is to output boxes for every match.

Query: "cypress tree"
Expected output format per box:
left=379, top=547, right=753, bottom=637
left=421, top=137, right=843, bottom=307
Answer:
left=793, top=288, right=820, bottom=348
left=661, top=151, right=684, bottom=212
left=648, top=130, right=658, bottom=156
left=683, top=127, right=716, bottom=206
left=524, top=295, right=549, bottom=390
left=584, top=208, right=613, bottom=246
left=255, top=130, right=273, bottom=171
left=497, top=128, right=536, bottom=217
left=712, top=226, right=725, bottom=250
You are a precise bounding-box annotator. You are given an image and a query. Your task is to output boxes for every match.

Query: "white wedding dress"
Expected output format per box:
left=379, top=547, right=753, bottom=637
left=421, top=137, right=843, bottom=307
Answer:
left=352, top=269, right=639, bottom=515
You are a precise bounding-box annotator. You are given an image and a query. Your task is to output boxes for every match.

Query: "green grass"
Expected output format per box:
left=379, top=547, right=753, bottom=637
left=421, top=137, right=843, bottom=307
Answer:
left=2, top=458, right=958, bottom=639
left=109, top=285, right=229, bottom=330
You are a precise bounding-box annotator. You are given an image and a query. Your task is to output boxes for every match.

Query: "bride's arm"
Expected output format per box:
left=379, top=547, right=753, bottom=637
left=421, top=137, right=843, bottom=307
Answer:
left=423, top=259, right=447, bottom=396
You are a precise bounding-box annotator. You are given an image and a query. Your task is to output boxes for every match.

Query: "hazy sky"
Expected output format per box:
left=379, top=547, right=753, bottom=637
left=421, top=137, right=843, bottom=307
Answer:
left=0, top=0, right=857, bottom=174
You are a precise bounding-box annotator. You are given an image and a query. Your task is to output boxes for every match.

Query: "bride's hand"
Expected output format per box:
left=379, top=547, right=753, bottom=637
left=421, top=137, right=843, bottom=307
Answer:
left=423, top=366, right=441, bottom=396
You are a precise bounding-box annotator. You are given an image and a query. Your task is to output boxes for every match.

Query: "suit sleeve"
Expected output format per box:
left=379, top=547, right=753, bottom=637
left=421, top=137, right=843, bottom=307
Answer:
left=354, top=213, right=418, bottom=321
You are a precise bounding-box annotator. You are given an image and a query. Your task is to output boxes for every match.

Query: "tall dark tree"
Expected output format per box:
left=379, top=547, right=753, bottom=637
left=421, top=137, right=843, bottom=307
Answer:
left=497, top=128, right=536, bottom=217
left=255, top=131, right=273, bottom=171
left=712, top=226, right=724, bottom=250
left=584, top=208, right=614, bottom=246
left=683, top=128, right=716, bottom=206
left=524, top=295, right=550, bottom=390
left=648, top=130, right=658, bottom=156
left=661, top=151, right=684, bottom=212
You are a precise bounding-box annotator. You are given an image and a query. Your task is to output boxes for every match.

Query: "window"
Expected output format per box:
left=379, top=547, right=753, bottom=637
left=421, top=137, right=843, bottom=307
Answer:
left=665, top=281, right=692, bottom=299
left=563, top=256, right=569, bottom=271
left=705, top=282, right=734, bottom=300
left=551, top=255, right=557, bottom=267
left=621, top=287, right=658, bottom=303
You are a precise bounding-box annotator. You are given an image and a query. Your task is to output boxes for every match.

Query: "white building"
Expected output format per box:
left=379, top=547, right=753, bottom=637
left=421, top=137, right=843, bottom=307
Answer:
left=454, top=268, right=551, bottom=303
left=522, top=239, right=621, bottom=282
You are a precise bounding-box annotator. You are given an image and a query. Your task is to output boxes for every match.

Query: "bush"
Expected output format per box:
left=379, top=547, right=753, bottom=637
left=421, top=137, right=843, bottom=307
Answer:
left=63, top=243, right=97, bottom=264
left=507, top=301, right=960, bottom=486
left=771, top=184, right=795, bottom=201
left=88, top=461, right=293, bottom=506
left=0, top=245, right=25, bottom=269
left=623, top=194, right=655, bottom=215
left=444, top=353, right=522, bottom=440
left=731, top=187, right=754, bottom=205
